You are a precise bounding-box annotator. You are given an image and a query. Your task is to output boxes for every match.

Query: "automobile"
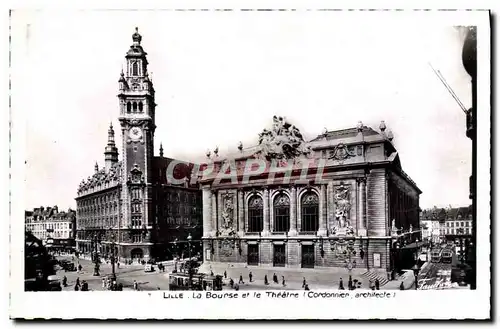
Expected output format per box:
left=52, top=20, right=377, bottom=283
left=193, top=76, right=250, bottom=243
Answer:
left=144, top=264, right=155, bottom=272
left=47, top=275, right=62, bottom=291
left=61, top=262, right=76, bottom=272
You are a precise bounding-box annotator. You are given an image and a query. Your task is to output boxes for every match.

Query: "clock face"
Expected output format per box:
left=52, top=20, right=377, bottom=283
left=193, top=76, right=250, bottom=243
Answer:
left=129, top=127, right=143, bottom=141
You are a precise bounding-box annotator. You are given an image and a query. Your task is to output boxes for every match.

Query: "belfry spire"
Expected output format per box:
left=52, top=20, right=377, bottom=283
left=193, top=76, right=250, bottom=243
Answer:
left=104, top=122, right=119, bottom=171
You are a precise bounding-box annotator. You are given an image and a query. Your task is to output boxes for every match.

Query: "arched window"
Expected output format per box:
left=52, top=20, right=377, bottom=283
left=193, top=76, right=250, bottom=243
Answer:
left=133, top=102, right=137, bottom=112
left=273, top=193, right=290, bottom=232
left=247, top=195, right=263, bottom=233
left=138, top=102, right=143, bottom=112
left=301, top=191, right=319, bottom=232
left=132, top=61, right=139, bottom=76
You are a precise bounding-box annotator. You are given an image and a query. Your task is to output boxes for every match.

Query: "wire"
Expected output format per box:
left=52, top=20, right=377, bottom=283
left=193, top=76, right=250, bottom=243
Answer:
left=428, top=62, right=468, bottom=114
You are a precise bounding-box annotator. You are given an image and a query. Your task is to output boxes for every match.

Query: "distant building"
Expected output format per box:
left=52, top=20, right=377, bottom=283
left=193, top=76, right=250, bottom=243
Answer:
left=75, top=28, right=202, bottom=262
left=420, top=207, right=446, bottom=245
left=444, top=206, right=473, bottom=237
left=25, top=206, right=76, bottom=251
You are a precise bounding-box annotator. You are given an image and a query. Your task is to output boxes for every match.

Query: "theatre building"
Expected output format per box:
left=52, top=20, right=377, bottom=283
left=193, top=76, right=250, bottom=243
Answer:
left=200, top=117, right=421, bottom=278
left=75, top=28, right=202, bottom=262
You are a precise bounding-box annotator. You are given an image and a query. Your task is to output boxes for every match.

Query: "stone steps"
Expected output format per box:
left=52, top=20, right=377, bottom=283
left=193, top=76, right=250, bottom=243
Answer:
left=361, top=270, right=389, bottom=286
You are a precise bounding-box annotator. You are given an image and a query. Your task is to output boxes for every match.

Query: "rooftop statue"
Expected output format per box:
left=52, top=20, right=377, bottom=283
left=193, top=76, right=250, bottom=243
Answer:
left=256, top=116, right=310, bottom=160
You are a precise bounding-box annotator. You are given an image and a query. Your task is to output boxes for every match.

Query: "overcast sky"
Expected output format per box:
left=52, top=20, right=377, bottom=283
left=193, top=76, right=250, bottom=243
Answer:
left=11, top=10, right=473, bottom=211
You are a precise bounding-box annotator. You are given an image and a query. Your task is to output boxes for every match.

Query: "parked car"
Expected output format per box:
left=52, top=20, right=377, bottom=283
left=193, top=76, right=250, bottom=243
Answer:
left=47, top=275, right=62, bottom=291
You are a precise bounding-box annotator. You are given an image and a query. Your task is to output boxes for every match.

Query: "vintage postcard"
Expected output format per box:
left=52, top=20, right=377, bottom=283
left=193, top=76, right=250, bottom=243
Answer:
left=8, top=5, right=491, bottom=320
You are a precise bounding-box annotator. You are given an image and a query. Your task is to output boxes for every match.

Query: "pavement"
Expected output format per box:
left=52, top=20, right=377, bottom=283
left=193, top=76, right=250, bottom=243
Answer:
left=199, top=262, right=371, bottom=290
left=55, top=256, right=174, bottom=291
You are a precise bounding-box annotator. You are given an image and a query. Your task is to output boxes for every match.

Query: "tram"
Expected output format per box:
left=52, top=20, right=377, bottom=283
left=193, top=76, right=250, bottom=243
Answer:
left=440, top=248, right=453, bottom=264
left=430, top=249, right=442, bottom=263
left=168, top=272, right=223, bottom=291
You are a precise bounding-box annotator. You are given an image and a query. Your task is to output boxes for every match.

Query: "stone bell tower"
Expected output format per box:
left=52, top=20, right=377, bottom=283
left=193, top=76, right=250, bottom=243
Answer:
left=117, top=27, right=156, bottom=258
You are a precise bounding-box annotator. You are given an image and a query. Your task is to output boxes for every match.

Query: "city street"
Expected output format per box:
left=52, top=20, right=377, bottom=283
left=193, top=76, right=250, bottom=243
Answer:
left=55, top=256, right=173, bottom=291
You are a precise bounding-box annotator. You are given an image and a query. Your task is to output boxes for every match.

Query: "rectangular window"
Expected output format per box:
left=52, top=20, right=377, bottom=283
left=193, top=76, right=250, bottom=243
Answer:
left=461, top=222, right=465, bottom=227
left=273, top=244, right=286, bottom=267
left=273, top=207, right=290, bottom=232
left=466, top=228, right=470, bottom=234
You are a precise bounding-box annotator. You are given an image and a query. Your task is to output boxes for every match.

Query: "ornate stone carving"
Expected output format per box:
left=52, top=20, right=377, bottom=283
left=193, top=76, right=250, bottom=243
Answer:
left=329, top=143, right=356, bottom=161
left=248, top=196, right=263, bottom=208
left=130, top=164, right=143, bottom=184
left=302, top=192, right=319, bottom=205
left=220, top=193, right=236, bottom=236
left=255, top=116, right=311, bottom=160
left=334, top=184, right=351, bottom=228
left=274, top=194, right=290, bottom=207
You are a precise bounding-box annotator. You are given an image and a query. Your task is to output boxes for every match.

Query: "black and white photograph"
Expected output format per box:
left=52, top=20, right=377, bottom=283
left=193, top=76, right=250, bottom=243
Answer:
left=8, top=5, right=491, bottom=320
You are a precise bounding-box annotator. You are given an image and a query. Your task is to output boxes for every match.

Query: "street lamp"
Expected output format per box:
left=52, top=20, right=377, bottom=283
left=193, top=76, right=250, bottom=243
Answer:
left=92, top=234, right=100, bottom=276
left=187, top=233, right=193, bottom=290
left=412, top=263, right=421, bottom=290
left=110, top=234, right=116, bottom=281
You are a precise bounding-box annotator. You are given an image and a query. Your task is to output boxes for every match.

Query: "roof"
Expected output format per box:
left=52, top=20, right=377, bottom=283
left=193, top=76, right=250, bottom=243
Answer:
left=309, top=126, right=380, bottom=142
left=77, top=161, right=122, bottom=193
left=152, top=157, right=199, bottom=188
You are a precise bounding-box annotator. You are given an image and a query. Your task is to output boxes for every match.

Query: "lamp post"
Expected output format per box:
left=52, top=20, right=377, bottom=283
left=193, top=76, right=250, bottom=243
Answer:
left=187, top=233, right=193, bottom=289
left=110, top=234, right=116, bottom=281
left=92, top=233, right=100, bottom=276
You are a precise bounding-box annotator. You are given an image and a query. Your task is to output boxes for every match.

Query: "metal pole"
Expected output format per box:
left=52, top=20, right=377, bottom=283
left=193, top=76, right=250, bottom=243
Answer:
left=111, top=234, right=116, bottom=280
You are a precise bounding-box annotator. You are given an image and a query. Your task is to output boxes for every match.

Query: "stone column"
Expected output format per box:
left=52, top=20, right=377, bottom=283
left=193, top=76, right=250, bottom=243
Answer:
left=358, top=178, right=367, bottom=236
left=237, top=189, right=245, bottom=235
left=318, top=184, right=328, bottom=236
left=263, top=188, right=270, bottom=236
left=289, top=185, right=298, bottom=236
left=202, top=187, right=212, bottom=238
left=211, top=191, right=217, bottom=236
left=327, top=182, right=334, bottom=229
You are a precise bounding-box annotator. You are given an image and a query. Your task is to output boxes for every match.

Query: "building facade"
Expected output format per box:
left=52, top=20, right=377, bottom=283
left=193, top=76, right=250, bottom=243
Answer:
left=420, top=207, right=446, bottom=245
left=75, top=28, right=202, bottom=262
left=444, top=206, right=473, bottom=237
left=25, top=206, right=76, bottom=250
left=200, top=117, right=421, bottom=278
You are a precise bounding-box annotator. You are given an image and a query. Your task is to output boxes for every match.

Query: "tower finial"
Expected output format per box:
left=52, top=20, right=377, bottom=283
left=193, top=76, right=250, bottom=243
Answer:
left=132, top=27, right=142, bottom=44
left=95, top=161, right=99, bottom=173
left=159, top=143, right=164, bottom=157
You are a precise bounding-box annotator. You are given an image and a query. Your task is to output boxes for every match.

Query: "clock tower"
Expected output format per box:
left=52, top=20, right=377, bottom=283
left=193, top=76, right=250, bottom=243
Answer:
left=118, top=27, right=156, bottom=256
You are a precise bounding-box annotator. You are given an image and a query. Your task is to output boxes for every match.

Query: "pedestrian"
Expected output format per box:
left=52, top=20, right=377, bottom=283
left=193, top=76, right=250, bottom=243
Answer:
left=74, top=284, right=79, bottom=291
left=78, top=264, right=82, bottom=272
left=229, top=278, right=234, bottom=288
left=234, top=284, right=239, bottom=291
left=117, top=283, right=123, bottom=291
left=117, top=262, right=120, bottom=269
left=339, top=278, right=344, bottom=290
left=81, top=281, right=88, bottom=291
left=239, top=274, right=244, bottom=284
left=375, top=279, right=380, bottom=290
left=133, top=280, right=138, bottom=291
left=304, top=284, right=310, bottom=291
left=249, top=271, right=253, bottom=282
left=302, top=277, right=307, bottom=288
left=76, top=277, right=80, bottom=287
left=369, top=279, right=374, bottom=290
left=224, top=270, right=227, bottom=279
left=273, top=273, right=278, bottom=284
left=282, top=276, right=286, bottom=287
left=102, top=277, right=106, bottom=288
left=264, top=275, right=269, bottom=285
left=399, top=282, right=405, bottom=290
left=348, top=275, right=353, bottom=290
left=62, top=276, right=67, bottom=287
left=210, top=270, right=214, bottom=276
